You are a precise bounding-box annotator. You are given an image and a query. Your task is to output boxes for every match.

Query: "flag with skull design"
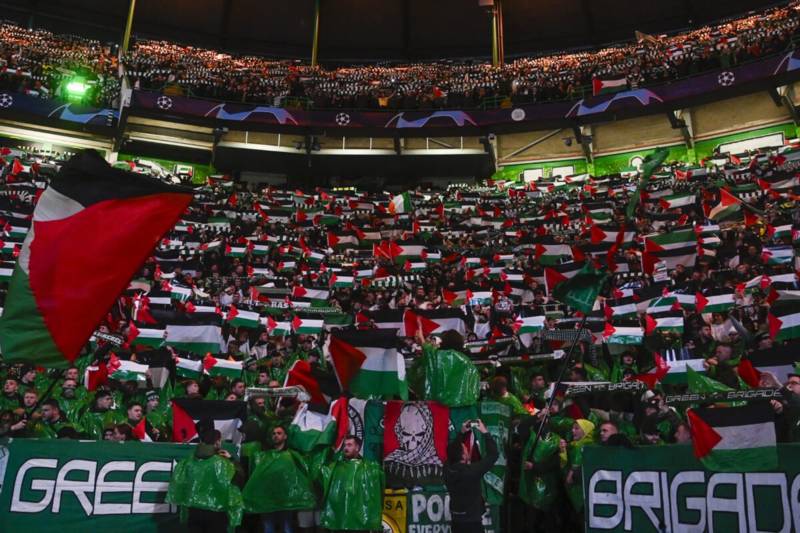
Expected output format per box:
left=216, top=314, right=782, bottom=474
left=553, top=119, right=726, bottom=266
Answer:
left=383, top=401, right=449, bottom=487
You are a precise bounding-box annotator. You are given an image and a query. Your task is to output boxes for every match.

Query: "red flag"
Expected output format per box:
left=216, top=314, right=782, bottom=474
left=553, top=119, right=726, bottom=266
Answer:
left=284, top=359, right=327, bottom=405
left=171, top=400, right=198, bottom=442
left=133, top=418, right=153, bottom=442
left=737, top=359, right=762, bottom=388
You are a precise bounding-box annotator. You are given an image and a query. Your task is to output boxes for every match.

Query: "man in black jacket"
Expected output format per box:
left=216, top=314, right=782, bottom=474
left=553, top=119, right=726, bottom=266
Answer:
left=443, top=419, right=499, bottom=533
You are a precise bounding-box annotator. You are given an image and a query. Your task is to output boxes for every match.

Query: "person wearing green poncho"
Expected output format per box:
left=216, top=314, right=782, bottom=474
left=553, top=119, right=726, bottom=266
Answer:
left=519, top=427, right=563, bottom=533
left=488, top=376, right=529, bottom=416
left=167, top=428, right=245, bottom=532
left=320, top=436, right=384, bottom=532
left=560, top=419, right=595, bottom=516
left=57, top=378, right=86, bottom=426
left=79, top=390, right=125, bottom=440
left=243, top=425, right=317, bottom=533
left=413, top=325, right=480, bottom=406
left=30, top=399, right=75, bottom=439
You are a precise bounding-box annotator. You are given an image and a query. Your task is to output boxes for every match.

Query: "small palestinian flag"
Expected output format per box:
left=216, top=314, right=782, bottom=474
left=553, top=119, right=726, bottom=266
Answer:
left=761, top=246, right=794, bottom=266
left=388, top=192, right=413, bottom=214
left=171, top=398, right=247, bottom=443
left=592, top=77, right=627, bottom=96
left=293, top=316, right=324, bottom=334
left=644, top=228, right=696, bottom=251
left=695, top=292, right=736, bottom=314
left=708, top=188, right=742, bottom=221
left=642, top=245, right=697, bottom=275
left=203, top=354, right=243, bottom=378
left=645, top=314, right=684, bottom=335
left=603, top=323, right=644, bottom=345
left=325, top=329, right=407, bottom=399
left=174, top=356, right=203, bottom=379
left=513, top=315, right=545, bottom=334
left=402, top=308, right=467, bottom=337
left=769, top=304, right=800, bottom=342
left=292, top=286, right=330, bottom=301
left=225, top=306, right=261, bottom=328
left=128, top=326, right=166, bottom=349
left=687, top=403, right=777, bottom=472
left=264, top=316, right=291, bottom=336
left=659, top=192, right=696, bottom=210
left=0, top=152, right=192, bottom=367
left=108, top=355, right=148, bottom=383
left=329, top=274, right=355, bottom=288
left=165, top=324, right=225, bottom=354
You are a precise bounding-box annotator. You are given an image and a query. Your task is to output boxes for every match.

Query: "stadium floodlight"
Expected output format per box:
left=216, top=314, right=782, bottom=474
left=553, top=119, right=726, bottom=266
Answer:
left=65, top=78, right=89, bottom=100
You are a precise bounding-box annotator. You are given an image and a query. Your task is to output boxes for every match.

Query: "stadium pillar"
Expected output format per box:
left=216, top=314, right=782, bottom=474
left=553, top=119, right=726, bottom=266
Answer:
left=496, top=0, right=505, bottom=67
left=491, top=6, right=499, bottom=67
left=311, top=0, right=321, bottom=67
left=121, top=0, right=137, bottom=53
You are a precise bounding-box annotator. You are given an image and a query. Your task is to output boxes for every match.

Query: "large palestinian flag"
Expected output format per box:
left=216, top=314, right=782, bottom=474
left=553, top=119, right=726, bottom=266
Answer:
left=0, top=152, right=192, bottom=366
left=325, top=329, right=407, bottom=399
left=687, top=403, right=777, bottom=472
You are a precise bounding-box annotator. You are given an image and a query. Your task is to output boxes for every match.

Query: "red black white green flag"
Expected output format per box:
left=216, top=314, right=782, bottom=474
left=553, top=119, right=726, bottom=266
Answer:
left=687, top=403, right=777, bottom=472
left=0, top=151, right=192, bottom=367
left=325, top=328, right=407, bottom=400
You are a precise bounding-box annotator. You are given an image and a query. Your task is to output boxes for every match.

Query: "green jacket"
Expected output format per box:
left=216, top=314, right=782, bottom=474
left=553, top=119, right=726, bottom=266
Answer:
left=166, top=445, right=244, bottom=529
left=242, top=448, right=317, bottom=513
left=320, top=456, right=384, bottom=531
left=79, top=409, right=125, bottom=440
left=519, top=431, right=561, bottom=510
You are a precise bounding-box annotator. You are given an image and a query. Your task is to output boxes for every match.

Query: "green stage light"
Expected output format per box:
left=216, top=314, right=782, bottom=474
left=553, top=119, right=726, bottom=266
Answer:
left=65, top=78, right=88, bottom=99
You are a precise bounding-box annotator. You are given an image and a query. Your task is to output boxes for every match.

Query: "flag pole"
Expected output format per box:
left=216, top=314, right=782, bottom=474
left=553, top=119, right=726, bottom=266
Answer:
left=526, top=312, right=589, bottom=462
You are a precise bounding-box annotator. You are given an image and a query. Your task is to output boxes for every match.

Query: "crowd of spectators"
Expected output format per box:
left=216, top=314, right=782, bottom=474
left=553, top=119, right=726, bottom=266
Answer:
left=0, top=2, right=798, bottom=110
left=0, top=21, right=120, bottom=107
left=0, top=138, right=799, bottom=530
left=123, top=2, right=800, bottom=109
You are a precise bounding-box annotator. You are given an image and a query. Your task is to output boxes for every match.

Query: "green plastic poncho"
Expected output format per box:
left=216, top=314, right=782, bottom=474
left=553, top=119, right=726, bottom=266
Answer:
left=561, top=419, right=595, bottom=513
left=519, top=431, right=561, bottom=511
left=166, top=451, right=243, bottom=529
left=320, top=457, right=384, bottom=531
left=421, top=343, right=480, bottom=407
left=242, top=449, right=317, bottom=514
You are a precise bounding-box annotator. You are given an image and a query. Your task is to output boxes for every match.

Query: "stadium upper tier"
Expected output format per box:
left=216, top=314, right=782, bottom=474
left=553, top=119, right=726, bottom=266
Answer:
left=0, top=1, right=798, bottom=111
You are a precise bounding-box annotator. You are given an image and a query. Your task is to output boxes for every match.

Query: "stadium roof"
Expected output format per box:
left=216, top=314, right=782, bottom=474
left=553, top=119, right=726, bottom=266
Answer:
left=2, top=0, right=783, bottom=61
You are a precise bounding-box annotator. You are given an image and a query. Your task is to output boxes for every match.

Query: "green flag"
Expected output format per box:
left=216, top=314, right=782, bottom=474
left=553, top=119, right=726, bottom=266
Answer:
left=551, top=262, right=609, bottom=313
left=422, top=344, right=481, bottom=407
left=625, top=147, right=669, bottom=220
left=687, top=366, right=734, bottom=394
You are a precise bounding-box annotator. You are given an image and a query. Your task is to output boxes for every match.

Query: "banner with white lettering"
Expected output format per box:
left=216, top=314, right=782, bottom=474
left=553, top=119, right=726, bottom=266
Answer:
left=0, top=439, right=194, bottom=532
left=583, top=443, right=800, bottom=532
left=382, top=487, right=501, bottom=533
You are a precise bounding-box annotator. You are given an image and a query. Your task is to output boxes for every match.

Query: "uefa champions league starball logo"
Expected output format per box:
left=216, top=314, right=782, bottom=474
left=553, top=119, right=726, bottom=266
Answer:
left=335, top=112, right=351, bottom=126
left=718, top=71, right=735, bottom=86
left=156, top=95, right=173, bottom=110
left=0, top=93, right=14, bottom=108
left=511, top=108, right=526, bottom=121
